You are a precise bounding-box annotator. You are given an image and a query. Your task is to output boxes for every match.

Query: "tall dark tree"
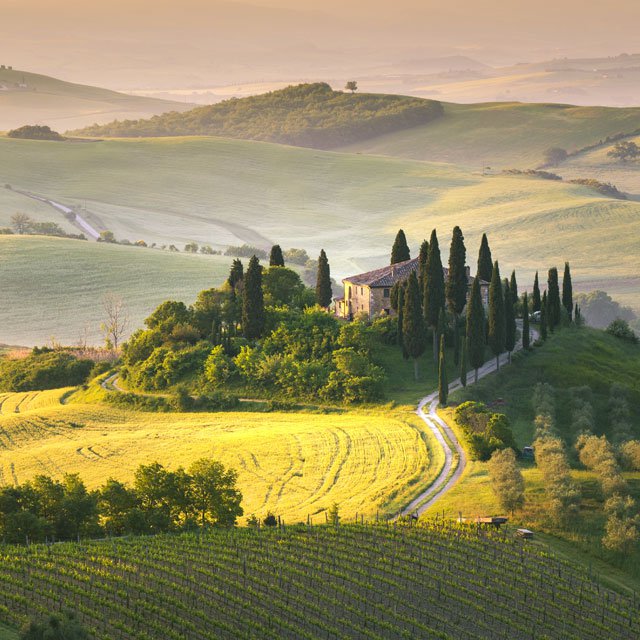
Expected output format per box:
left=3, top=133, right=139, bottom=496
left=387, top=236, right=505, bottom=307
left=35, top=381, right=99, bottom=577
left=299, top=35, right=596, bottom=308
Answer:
left=438, top=334, right=448, bottom=406
left=390, top=229, right=411, bottom=264
left=242, top=256, right=265, bottom=340
left=510, top=270, right=518, bottom=312
left=402, top=272, right=427, bottom=381
left=423, top=229, right=445, bottom=361
left=562, top=261, right=573, bottom=321
left=227, top=259, right=244, bottom=292
left=447, top=226, right=468, bottom=316
left=477, top=233, right=493, bottom=282
left=466, top=276, right=485, bottom=383
left=315, top=249, right=332, bottom=308
left=504, top=279, right=516, bottom=363
left=547, top=267, right=561, bottom=330
left=540, top=290, right=548, bottom=341
left=488, top=261, right=505, bottom=370
left=460, top=339, right=468, bottom=388
left=418, top=238, right=429, bottom=291
left=522, top=292, right=530, bottom=350
left=269, top=244, right=285, bottom=267
left=396, top=284, right=406, bottom=355
left=532, top=271, right=541, bottom=313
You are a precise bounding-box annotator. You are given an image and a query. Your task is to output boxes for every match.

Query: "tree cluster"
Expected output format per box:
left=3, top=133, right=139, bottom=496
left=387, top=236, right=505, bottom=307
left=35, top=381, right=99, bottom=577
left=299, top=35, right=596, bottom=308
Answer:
left=7, top=125, right=64, bottom=141
left=0, top=458, right=243, bottom=544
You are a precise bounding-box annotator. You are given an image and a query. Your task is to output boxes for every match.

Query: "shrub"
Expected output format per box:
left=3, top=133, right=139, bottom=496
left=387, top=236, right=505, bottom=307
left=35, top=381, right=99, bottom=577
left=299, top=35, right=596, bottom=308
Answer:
left=605, top=319, right=638, bottom=343
left=454, top=401, right=516, bottom=461
left=0, top=351, right=93, bottom=391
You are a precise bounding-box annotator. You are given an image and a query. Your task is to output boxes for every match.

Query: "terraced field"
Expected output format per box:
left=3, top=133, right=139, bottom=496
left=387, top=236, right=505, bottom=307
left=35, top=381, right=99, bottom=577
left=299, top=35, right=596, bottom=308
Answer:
left=0, top=524, right=637, bottom=640
left=0, top=389, right=440, bottom=521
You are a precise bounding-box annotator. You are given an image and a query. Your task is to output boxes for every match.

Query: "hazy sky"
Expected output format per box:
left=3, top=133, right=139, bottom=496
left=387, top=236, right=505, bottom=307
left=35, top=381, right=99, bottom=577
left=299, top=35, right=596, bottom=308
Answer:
left=1, top=0, right=638, bottom=89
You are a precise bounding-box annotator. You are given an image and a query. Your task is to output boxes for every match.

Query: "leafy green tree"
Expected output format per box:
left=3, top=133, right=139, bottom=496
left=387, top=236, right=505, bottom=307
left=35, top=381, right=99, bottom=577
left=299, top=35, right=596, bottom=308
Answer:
left=423, top=229, right=445, bottom=361
left=263, top=266, right=305, bottom=307
left=98, top=479, right=140, bottom=536
left=402, top=272, right=427, bottom=381
left=544, top=147, right=568, bottom=166
left=488, top=262, right=505, bottom=370
left=522, top=292, right=530, bottom=350
left=344, top=81, right=358, bottom=93
left=315, top=249, right=332, bottom=308
left=242, top=256, right=265, bottom=339
left=438, top=334, right=448, bottom=406
left=20, top=612, right=89, bottom=640
left=390, top=229, right=410, bottom=264
left=562, top=262, right=573, bottom=321
left=607, top=140, right=640, bottom=162
left=476, top=233, right=493, bottom=283
left=504, top=279, right=516, bottom=363
left=466, top=276, right=485, bottom=383
left=269, top=244, right=285, bottom=267
left=540, top=290, right=548, bottom=340
left=188, top=458, right=243, bottom=526
left=547, top=267, right=561, bottom=330
left=10, top=212, right=32, bottom=234
left=488, top=448, right=525, bottom=515
left=417, top=238, right=429, bottom=291
left=532, top=271, right=541, bottom=313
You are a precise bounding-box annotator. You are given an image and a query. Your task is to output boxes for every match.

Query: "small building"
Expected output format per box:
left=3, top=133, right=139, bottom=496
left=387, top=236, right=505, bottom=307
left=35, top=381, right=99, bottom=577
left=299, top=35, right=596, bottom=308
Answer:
left=516, top=528, right=534, bottom=539
left=335, top=257, right=489, bottom=321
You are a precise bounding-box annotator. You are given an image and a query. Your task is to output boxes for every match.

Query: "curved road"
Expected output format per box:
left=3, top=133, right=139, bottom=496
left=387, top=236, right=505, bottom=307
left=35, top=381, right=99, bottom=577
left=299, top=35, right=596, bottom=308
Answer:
left=401, top=322, right=537, bottom=517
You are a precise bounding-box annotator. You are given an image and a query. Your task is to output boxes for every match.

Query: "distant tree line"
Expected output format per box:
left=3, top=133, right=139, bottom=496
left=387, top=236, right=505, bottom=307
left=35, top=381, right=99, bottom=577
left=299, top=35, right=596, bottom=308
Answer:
left=0, top=458, right=242, bottom=544
left=7, top=125, right=64, bottom=141
left=2, top=213, right=86, bottom=240
left=71, top=83, right=444, bottom=149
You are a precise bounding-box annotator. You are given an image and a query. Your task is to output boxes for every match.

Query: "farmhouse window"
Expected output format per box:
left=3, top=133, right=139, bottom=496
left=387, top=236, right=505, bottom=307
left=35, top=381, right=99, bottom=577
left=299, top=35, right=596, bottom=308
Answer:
left=383, top=288, right=390, bottom=298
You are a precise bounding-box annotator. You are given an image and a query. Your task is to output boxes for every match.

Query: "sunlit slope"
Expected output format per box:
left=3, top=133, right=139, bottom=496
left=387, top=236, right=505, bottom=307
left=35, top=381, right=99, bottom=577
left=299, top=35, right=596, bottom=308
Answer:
left=339, top=102, right=640, bottom=168
left=0, top=68, right=192, bottom=131
left=0, top=235, right=230, bottom=346
left=0, top=390, right=436, bottom=521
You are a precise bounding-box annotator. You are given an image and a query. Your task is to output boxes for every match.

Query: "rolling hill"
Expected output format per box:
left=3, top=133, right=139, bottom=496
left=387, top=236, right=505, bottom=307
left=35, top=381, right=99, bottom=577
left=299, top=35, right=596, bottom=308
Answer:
left=0, top=68, right=193, bottom=132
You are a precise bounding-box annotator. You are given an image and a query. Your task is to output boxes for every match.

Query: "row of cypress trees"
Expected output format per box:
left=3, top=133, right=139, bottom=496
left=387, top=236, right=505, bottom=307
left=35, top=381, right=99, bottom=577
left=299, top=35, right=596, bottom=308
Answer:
left=238, top=245, right=333, bottom=340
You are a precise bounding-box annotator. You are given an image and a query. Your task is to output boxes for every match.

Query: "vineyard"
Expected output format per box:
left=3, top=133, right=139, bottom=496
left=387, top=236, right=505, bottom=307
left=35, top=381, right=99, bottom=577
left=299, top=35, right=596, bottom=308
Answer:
left=0, top=523, right=637, bottom=640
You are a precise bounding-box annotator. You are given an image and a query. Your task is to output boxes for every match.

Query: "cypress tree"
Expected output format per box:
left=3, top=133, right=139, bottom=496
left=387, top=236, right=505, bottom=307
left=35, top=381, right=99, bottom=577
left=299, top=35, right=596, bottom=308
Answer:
left=453, top=320, right=460, bottom=367
left=418, top=238, right=429, bottom=291
left=402, top=272, right=427, bottom=381
left=391, top=229, right=411, bottom=264
left=438, top=334, right=448, bottom=406
left=488, top=261, right=505, bottom=370
left=269, top=244, right=285, bottom=267
left=477, top=233, right=493, bottom=282
left=423, top=229, right=445, bottom=362
left=532, top=271, right=541, bottom=313
left=396, top=284, right=405, bottom=353
left=540, top=290, right=548, bottom=341
left=316, top=249, right=332, bottom=308
left=242, top=256, right=265, bottom=340
left=227, top=258, right=244, bottom=291
left=510, top=270, right=518, bottom=312
left=547, top=267, right=561, bottom=330
left=562, top=261, right=573, bottom=321
left=522, top=292, right=530, bottom=350
left=504, top=279, right=516, bottom=363
left=447, top=226, right=468, bottom=316
left=466, top=276, right=485, bottom=384
left=460, top=338, right=468, bottom=388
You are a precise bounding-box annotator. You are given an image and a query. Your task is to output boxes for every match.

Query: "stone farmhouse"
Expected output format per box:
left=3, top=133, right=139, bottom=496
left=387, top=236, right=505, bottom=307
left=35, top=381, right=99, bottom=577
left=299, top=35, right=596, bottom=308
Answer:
left=335, top=257, right=490, bottom=321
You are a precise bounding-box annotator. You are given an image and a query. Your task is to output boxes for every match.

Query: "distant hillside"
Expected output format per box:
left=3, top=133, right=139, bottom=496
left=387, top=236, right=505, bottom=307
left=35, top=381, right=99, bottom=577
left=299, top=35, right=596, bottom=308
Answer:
left=71, top=83, right=444, bottom=149
left=0, top=68, right=193, bottom=131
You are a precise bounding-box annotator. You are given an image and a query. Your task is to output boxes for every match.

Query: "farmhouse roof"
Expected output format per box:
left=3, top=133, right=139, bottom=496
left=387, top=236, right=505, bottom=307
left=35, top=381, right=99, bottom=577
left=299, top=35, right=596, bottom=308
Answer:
left=344, top=258, right=421, bottom=287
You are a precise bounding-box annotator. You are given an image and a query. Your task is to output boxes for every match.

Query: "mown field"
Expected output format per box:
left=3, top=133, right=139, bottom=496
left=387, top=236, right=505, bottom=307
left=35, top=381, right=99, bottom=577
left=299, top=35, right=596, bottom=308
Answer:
left=0, top=524, right=637, bottom=640
left=0, top=387, right=440, bottom=522
left=340, top=101, right=640, bottom=169
left=0, top=235, right=231, bottom=346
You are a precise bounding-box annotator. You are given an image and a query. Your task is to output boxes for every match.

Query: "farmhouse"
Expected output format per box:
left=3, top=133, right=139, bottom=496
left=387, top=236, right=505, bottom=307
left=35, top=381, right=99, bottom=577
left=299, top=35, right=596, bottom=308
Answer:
left=335, top=257, right=489, bottom=321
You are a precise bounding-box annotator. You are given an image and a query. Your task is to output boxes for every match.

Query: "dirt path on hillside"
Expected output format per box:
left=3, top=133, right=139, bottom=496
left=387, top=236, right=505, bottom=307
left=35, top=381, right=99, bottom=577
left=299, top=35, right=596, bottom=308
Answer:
left=400, top=321, right=538, bottom=518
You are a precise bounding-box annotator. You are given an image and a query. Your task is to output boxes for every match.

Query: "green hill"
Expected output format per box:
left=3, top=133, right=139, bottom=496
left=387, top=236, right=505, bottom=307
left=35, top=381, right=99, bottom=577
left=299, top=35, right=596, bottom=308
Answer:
left=339, top=101, right=640, bottom=169
left=0, top=524, right=637, bottom=640
left=0, top=235, right=231, bottom=346
left=0, top=68, right=193, bottom=132
left=71, top=83, right=444, bottom=149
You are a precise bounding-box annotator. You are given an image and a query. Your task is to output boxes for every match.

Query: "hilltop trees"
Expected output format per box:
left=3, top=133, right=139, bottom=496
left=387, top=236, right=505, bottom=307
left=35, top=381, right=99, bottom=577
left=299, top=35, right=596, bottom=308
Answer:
left=391, top=229, right=410, bottom=264
left=504, top=279, right=516, bottom=363
left=242, top=256, right=265, bottom=339
left=477, top=233, right=493, bottom=283
left=269, top=245, right=285, bottom=267
left=510, top=270, right=518, bottom=310
left=316, top=249, right=332, bottom=308
left=403, top=272, right=427, bottom=381
left=423, top=229, right=445, bottom=361
left=532, top=271, right=541, bottom=313
left=466, top=276, right=485, bottom=383
left=562, top=262, right=573, bottom=320
left=488, top=262, right=505, bottom=370
left=547, top=267, right=561, bottom=330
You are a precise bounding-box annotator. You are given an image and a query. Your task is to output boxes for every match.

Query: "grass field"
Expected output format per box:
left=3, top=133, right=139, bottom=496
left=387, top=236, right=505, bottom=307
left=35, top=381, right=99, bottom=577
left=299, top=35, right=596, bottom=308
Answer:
left=0, top=235, right=231, bottom=346
left=0, top=387, right=441, bottom=522
left=0, top=524, right=637, bottom=640
left=0, top=68, right=192, bottom=132
left=339, top=102, right=640, bottom=169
